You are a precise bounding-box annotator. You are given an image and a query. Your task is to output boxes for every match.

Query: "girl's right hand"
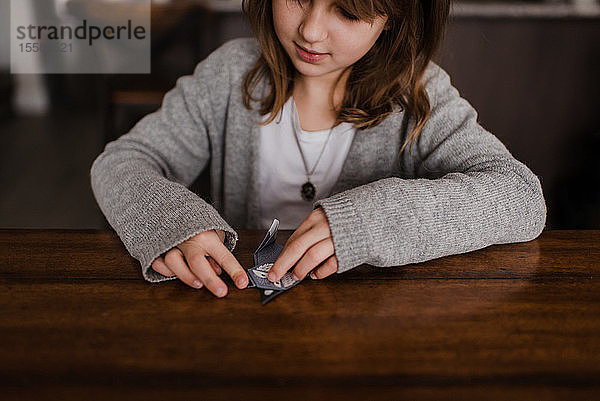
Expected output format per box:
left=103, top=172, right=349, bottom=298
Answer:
left=150, top=229, right=248, bottom=297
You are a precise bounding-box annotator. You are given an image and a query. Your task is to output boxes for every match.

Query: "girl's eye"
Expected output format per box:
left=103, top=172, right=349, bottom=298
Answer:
left=338, top=7, right=359, bottom=21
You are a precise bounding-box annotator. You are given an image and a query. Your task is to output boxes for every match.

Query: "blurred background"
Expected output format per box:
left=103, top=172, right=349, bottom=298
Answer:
left=0, top=0, right=599, bottom=230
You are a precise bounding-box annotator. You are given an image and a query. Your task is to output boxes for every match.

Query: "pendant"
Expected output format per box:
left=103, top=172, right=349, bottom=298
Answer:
left=301, top=181, right=316, bottom=202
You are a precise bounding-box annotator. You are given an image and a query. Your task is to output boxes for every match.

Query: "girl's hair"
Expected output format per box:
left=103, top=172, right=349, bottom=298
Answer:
left=242, top=0, right=450, bottom=151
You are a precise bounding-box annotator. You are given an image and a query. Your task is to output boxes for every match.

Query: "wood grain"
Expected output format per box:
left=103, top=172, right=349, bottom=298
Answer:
left=1, top=229, right=599, bottom=400
left=2, top=229, right=598, bottom=279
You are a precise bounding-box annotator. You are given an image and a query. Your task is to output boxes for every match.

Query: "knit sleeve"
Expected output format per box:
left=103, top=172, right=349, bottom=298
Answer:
left=315, top=63, right=547, bottom=273
left=90, top=42, right=242, bottom=282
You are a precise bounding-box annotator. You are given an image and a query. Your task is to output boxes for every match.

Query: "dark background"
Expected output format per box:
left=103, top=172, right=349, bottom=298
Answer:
left=1, top=0, right=599, bottom=229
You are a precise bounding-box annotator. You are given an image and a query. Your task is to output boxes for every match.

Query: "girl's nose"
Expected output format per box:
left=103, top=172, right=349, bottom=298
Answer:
left=298, top=6, right=328, bottom=43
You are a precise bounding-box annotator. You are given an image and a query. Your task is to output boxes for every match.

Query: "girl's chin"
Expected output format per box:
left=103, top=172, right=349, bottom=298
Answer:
left=292, top=63, right=344, bottom=81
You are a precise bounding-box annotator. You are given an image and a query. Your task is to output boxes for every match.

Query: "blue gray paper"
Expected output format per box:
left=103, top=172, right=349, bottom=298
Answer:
left=247, top=219, right=301, bottom=304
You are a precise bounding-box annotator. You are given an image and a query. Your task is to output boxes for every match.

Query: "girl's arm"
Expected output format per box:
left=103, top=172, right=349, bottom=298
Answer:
left=315, top=64, right=547, bottom=274
left=90, top=46, right=237, bottom=283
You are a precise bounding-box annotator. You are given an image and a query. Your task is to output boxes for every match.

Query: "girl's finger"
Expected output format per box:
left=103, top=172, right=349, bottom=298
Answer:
left=285, top=208, right=326, bottom=247
left=179, top=230, right=246, bottom=290
left=310, top=256, right=339, bottom=280
left=269, top=227, right=330, bottom=282
left=203, top=238, right=248, bottom=289
left=285, top=218, right=312, bottom=246
left=214, top=229, right=225, bottom=243
left=151, top=256, right=176, bottom=277
left=177, top=239, right=230, bottom=297
left=183, top=252, right=229, bottom=297
left=291, top=238, right=335, bottom=280
left=163, top=248, right=203, bottom=289
left=207, top=256, right=222, bottom=275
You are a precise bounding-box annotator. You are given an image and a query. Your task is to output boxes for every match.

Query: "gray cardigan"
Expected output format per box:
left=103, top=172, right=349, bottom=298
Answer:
left=91, top=38, right=546, bottom=282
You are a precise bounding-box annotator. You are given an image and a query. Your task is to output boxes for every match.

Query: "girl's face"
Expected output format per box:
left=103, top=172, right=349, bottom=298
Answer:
left=273, top=0, right=388, bottom=84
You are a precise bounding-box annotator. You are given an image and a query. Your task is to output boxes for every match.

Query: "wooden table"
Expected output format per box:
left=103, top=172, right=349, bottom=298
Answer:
left=1, top=229, right=599, bottom=400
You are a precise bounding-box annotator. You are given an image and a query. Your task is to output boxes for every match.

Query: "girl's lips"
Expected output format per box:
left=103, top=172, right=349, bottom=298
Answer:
left=294, top=43, right=328, bottom=63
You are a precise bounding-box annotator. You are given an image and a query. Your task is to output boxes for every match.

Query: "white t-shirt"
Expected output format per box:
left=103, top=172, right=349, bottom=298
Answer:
left=258, top=97, right=356, bottom=229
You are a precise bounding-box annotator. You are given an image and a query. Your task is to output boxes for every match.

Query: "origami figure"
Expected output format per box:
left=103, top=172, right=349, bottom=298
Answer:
left=247, top=219, right=301, bottom=304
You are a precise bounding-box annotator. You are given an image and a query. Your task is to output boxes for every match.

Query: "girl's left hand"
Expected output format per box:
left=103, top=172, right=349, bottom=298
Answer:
left=267, top=208, right=339, bottom=283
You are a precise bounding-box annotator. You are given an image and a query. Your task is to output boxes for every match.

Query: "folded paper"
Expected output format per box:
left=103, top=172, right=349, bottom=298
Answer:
left=247, top=219, right=301, bottom=304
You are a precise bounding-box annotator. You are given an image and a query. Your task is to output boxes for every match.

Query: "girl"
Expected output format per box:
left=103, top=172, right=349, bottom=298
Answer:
left=91, top=0, right=546, bottom=298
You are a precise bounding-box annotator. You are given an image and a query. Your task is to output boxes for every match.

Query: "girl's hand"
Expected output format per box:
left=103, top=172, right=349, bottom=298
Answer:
left=268, top=208, right=338, bottom=283
left=151, top=229, right=248, bottom=297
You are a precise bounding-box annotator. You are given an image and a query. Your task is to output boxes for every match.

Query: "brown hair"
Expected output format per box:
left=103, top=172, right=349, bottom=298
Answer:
left=242, top=0, right=450, bottom=151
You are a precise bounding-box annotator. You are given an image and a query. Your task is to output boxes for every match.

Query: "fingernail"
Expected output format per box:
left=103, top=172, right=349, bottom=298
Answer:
left=193, top=280, right=203, bottom=288
left=216, top=287, right=227, bottom=297
left=292, top=273, right=299, bottom=281
left=236, top=276, right=247, bottom=288
left=310, top=272, right=317, bottom=280
left=268, top=272, right=276, bottom=282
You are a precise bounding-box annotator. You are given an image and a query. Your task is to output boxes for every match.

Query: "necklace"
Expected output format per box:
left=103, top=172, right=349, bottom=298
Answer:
left=290, top=99, right=334, bottom=202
